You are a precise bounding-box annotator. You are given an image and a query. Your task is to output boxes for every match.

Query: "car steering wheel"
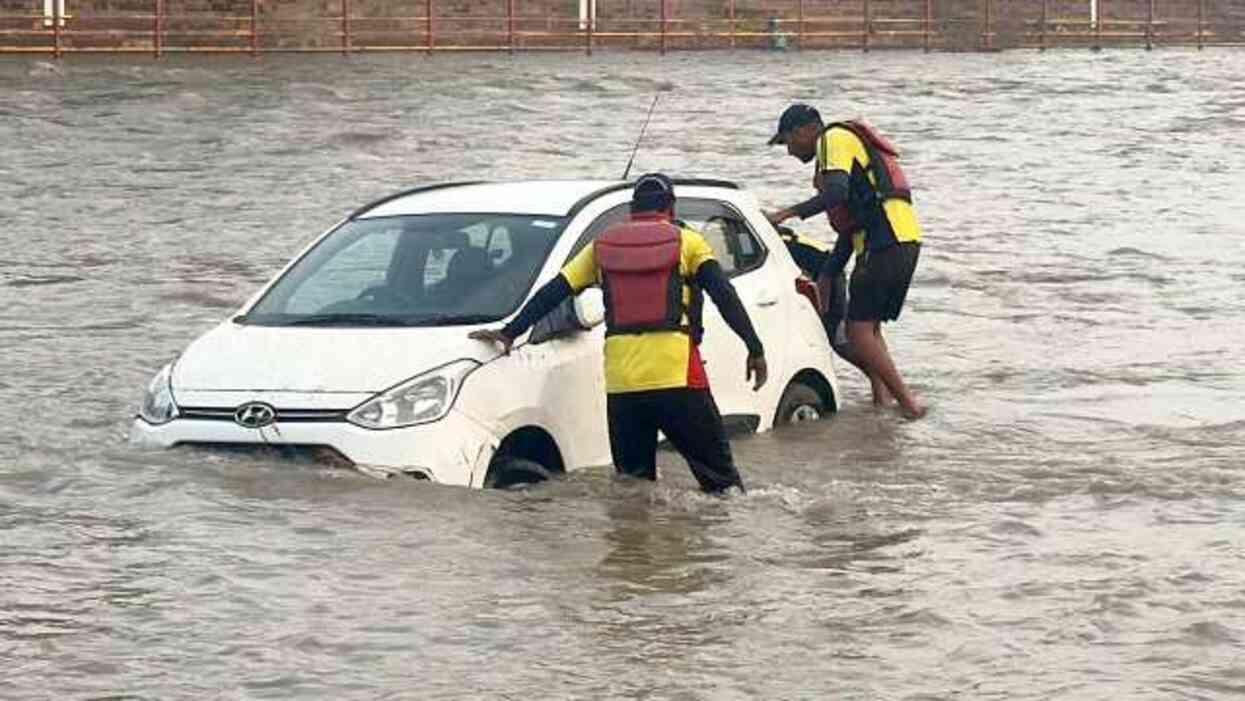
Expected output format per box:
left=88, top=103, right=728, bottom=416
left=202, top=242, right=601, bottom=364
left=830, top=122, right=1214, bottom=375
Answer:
left=355, top=284, right=415, bottom=307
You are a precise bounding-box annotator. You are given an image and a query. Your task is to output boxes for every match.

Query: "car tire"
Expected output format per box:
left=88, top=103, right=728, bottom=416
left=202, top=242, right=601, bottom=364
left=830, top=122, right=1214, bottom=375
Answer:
left=775, top=382, right=825, bottom=425
left=483, top=457, right=553, bottom=490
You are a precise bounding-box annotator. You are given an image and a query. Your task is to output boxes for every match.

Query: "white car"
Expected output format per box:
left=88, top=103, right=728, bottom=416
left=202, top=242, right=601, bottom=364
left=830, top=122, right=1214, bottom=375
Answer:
left=131, top=179, right=840, bottom=488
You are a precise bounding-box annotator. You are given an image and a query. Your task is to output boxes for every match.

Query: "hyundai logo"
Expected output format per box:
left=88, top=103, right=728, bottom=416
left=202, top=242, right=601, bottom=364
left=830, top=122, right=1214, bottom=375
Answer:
left=234, top=402, right=277, bottom=429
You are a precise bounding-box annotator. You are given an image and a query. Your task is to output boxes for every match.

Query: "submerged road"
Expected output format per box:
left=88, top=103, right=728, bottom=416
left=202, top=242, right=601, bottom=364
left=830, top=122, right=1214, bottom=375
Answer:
left=2, top=49, right=1243, bottom=698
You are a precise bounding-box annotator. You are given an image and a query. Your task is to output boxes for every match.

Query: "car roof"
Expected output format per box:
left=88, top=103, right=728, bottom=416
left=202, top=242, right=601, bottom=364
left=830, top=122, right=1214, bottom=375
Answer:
left=352, top=179, right=740, bottom=220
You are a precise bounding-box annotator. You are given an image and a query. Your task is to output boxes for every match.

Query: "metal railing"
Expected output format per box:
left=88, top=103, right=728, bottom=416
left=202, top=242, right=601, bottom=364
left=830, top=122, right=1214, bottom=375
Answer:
left=1, top=0, right=1241, bottom=56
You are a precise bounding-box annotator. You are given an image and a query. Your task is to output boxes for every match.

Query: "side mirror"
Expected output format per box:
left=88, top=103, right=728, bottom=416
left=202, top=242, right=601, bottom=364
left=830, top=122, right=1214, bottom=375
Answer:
left=572, top=288, right=605, bottom=329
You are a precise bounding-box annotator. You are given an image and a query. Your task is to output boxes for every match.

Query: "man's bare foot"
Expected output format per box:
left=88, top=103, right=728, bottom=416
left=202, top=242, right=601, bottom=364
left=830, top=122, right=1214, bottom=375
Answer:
left=899, top=402, right=928, bottom=420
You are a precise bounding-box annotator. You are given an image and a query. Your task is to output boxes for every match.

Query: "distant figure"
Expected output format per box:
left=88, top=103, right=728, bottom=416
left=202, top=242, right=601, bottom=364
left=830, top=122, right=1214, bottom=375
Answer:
left=767, top=17, right=788, bottom=51
left=470, top=174, right=767, bottom=494
left=765, top=103, right=927, bottom=420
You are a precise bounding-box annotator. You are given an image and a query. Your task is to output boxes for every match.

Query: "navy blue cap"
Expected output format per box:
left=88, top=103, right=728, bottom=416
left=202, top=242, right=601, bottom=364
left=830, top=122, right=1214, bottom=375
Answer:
left=631, top=172, right=676, bottom=211
left=768, top=103, right=822, bottom=145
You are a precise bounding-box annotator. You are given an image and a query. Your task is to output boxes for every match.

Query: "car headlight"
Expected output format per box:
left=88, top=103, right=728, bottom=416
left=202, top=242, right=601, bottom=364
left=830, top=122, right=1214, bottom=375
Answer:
left=138, top=362, right=179, bottom=425
left=347, top=359, right=481, bottom=430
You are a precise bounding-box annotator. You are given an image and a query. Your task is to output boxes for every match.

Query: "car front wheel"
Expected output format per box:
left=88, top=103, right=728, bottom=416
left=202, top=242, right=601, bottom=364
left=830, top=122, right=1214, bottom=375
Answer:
left=483, top=457, right=553, bottom=489
left=775, top=382, right=825, bottom=425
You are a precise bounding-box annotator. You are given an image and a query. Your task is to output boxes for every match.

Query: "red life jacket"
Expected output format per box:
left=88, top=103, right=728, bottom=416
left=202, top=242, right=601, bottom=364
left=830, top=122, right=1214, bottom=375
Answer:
left=595, top=219, right=685, bottom=336
left=823, top=120, right=913, bottom=236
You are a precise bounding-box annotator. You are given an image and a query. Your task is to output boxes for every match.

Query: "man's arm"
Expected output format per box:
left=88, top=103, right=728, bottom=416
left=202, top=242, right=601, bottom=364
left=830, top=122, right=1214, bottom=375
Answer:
left=468, top=274, right=575, bottom=354
left=768, top=170, right=850, bottom=224
left=470, top=244, right=597, bottom=352
left=501, top=275, right=574, bottom=339
left=694, top=262, right=762, bottom=355
left=694, top=260, right=767, bottom=389
left=821, top=228, right=854, bottom=278
left=695, top=261, right=773, bottom=389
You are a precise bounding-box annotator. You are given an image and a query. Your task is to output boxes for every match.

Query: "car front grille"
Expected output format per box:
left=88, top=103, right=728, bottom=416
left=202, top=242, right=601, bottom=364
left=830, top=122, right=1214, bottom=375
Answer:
left=178, top=407, right=349, bottom=423
left=178, top=442, right=355, bottom=467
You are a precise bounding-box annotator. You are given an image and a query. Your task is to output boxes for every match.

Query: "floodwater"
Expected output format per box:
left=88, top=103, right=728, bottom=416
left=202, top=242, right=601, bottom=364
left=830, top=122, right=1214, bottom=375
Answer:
left=2, top=49, right=1244, bottom=699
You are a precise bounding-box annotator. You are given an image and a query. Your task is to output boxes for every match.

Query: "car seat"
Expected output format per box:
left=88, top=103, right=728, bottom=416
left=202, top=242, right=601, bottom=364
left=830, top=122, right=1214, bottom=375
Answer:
left=433, top=247, right=493, bottom=303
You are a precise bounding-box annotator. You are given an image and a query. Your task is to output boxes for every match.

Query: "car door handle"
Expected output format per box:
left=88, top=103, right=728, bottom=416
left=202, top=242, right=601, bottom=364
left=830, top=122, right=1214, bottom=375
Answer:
left=755, top=290, right=779, bottom=307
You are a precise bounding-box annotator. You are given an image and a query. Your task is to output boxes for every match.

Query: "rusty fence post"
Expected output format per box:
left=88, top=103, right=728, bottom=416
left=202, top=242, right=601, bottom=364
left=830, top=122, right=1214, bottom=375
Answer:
left=1094, top=0, right=1102, bottom=50
left=585, top=0, right=593, bottom=55
left=729, top=0, right=736, bottom=49
left=341, top=0, right=351, bottom=54
left=1040, top=0, right=1047, bottom=50
left=153, top=0, right=163, bottom=58
left=923, top=0, right=931, bottom=52
left=1146, top=0, right=1153, bottom=49
left=660, top=0, right=666, bottom=54
left=426, top=0, right=433, bottom=54
left=1196, top=0, right=1204, bottom=48
left=507, top=0, right=514, bottom=53
left=862, top=0, right=870, bottom=51
left=52, top=0, right=62, bottom=58
left=983, top=0, right=992, bottom=50
left=797, top=0, right=804, bottom=49
left=251, top=0, right=259, bottom=56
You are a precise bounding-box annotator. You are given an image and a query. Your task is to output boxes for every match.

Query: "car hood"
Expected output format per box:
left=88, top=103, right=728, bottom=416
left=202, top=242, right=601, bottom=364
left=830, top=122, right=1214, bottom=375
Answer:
left=173, top=321, right=495, bottom=393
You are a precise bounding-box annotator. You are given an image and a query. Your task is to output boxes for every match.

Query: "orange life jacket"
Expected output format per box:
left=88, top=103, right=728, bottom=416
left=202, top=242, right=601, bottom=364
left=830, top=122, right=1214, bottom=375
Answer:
left=595, top=220, right=685, bottom=336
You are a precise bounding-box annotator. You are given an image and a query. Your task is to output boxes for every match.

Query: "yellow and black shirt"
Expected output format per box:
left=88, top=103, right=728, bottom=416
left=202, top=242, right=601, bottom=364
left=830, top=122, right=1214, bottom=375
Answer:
left=561, top=224, right=715, bottom=393
left=815, top=125, right=922, bottom=248
left=502, top=216, right=763, bottom=395
left=793, top=125, right=924, bottom=274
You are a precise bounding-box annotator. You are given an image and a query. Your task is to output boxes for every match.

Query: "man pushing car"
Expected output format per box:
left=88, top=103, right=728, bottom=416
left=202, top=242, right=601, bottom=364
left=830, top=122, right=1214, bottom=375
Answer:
left=469, top=173, right=767, bottom=494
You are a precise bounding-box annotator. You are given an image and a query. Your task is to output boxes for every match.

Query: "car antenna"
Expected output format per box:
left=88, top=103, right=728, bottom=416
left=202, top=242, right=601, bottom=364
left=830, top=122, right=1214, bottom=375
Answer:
left=621, top=92, right=663, bottom=181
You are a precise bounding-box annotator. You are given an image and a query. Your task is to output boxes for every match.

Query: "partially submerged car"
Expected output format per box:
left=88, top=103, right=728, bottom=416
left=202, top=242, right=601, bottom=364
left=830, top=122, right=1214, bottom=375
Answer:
left=131, top=179, right=840, bottom=487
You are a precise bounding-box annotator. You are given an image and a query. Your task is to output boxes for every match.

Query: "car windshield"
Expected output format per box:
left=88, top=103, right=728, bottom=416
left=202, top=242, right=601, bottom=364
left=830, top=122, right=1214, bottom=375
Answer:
left=241, top=213, right=565, bottom=327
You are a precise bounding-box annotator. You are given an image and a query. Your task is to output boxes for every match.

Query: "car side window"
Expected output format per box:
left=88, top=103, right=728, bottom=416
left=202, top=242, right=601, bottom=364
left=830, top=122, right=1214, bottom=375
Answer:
left=570, top=198, right=766, bottom=277
left=677, top=199, right=767, bottom=277
left=567, top=203, right=630, bottom=261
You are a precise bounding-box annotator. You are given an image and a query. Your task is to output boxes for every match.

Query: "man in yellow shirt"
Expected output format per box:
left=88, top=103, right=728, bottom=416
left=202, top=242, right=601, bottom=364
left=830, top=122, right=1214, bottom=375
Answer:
left=469, top=174, right=768, bottom=493
left=766, top=104, right=927, bottom=420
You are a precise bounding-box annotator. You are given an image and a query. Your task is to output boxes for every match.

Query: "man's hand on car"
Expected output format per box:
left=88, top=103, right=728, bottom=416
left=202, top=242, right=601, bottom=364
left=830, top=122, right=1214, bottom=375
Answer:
left=746, top=354, right=768, bottom=391
left=764, top=209, right=793, bottom=226
left=468, top=328, right=514, bottom=355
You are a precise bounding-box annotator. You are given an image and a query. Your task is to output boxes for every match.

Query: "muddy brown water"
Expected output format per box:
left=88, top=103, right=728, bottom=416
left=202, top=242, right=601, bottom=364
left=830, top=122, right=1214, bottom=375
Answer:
left=2, top=50, right=1243, bottom=699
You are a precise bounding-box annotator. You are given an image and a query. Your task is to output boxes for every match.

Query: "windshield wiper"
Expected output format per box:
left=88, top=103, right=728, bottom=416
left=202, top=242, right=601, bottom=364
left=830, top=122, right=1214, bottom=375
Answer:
left=282, top=313, right=414, bottom=327
left=408, top=313, right=500, bottom=326
left=241, top=312, right=499, bottom=327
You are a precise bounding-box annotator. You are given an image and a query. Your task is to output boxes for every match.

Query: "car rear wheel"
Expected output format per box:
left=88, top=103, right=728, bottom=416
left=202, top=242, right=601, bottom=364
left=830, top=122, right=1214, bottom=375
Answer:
left=775, top=382, right=825, bottom=425
left=483, top=457, right=553, bottom=489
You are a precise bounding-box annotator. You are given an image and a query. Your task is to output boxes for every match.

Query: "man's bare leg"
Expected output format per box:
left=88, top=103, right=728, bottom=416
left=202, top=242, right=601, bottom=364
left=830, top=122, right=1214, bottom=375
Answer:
left=847, top=320, right=925, bottom=419
left=869, top=373, right=893, bottom=407
left=830, top=328, right=892, bottom=406
left=870, top=324, right=895, bottom=406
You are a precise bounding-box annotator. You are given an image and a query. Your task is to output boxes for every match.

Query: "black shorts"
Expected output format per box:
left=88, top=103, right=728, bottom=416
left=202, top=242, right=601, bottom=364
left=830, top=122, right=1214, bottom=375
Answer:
left=848, top=242, right=920, bottom=322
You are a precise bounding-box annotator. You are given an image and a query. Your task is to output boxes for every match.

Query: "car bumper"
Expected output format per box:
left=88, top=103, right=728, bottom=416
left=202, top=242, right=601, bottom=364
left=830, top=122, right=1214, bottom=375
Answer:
left=129, top=408, right=499, bottom=488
